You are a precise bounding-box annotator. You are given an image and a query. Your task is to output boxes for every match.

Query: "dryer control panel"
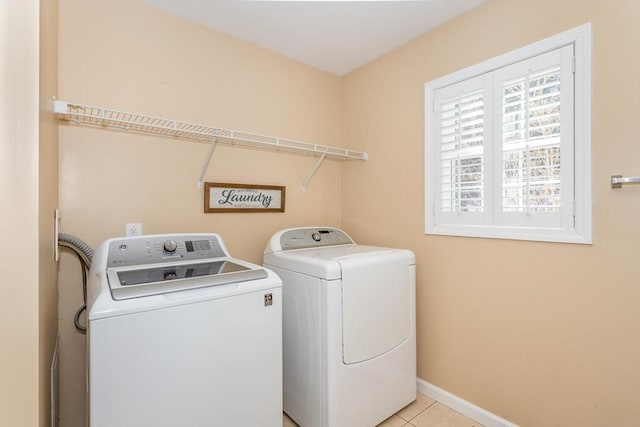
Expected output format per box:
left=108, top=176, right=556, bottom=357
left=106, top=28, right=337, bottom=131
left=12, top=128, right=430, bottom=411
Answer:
left=278, top=227, right=354, bottom=251
left=106, top=234, right=227, bottom=268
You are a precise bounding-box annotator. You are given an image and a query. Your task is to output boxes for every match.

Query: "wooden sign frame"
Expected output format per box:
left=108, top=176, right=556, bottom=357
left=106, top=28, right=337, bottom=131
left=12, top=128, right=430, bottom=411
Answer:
left=204, top=182, right=285, bottom=213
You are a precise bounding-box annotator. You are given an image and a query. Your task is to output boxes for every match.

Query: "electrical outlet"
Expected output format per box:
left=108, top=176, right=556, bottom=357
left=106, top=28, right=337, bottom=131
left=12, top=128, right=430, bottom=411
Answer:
left=126, top=223, right=142, bottom=236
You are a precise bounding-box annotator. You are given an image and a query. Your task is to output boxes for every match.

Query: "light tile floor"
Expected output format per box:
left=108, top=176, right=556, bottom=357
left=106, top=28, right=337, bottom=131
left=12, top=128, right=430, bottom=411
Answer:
left=282, top=392, right=483, bottom=427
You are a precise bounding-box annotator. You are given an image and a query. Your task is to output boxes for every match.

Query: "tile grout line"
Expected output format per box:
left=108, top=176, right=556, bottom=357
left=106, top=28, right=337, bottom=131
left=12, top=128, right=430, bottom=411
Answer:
left=396, top=395, right=439, bottom=423
left=406, top=399, right=438, bottom=423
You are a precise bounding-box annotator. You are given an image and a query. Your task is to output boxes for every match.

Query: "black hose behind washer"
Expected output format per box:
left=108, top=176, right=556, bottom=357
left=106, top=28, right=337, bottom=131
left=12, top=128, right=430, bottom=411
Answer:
left=58, top=233, right=94, bottom=334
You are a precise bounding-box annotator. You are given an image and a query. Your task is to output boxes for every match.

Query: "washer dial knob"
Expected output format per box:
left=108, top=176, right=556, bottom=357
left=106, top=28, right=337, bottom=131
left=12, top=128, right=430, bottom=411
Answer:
left=311, top=232, right=321, bottom=242
left=163, top=240, right=178, bottom=253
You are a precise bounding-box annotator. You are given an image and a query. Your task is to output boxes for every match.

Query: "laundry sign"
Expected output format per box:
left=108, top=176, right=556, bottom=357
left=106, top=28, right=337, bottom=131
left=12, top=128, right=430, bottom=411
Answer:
left=204, top=182, right=285, bottom=213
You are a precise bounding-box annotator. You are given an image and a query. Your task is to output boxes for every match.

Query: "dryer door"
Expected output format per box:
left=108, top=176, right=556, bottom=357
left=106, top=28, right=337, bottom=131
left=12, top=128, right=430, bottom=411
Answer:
left=339, top=251, right=412, bottom=364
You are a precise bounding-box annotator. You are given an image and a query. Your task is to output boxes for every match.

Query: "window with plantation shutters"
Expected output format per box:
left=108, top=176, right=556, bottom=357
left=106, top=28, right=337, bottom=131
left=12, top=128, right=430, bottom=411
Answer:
left=425, top=24, right=592, bottom=244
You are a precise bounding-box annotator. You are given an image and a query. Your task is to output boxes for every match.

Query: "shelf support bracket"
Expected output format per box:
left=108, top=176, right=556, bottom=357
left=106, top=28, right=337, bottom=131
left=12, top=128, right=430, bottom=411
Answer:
left=197, top=137, right=217, bottom=189
left=302, top=149, right=329, bottom=192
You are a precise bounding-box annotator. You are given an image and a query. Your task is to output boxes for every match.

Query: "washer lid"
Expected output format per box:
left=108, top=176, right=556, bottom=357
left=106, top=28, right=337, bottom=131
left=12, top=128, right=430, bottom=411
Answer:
left=107, top=258, right=268, bottom=300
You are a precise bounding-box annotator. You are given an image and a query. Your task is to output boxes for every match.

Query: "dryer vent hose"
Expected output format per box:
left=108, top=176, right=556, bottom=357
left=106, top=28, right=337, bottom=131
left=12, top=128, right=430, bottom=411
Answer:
left=58, top=233, right=94, bottom=333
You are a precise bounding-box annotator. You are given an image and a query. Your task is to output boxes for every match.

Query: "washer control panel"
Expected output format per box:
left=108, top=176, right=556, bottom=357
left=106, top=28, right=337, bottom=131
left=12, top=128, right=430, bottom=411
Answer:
left=107, top=234, right=227, bottom=268
left=279, top=228, right=354, bottom=250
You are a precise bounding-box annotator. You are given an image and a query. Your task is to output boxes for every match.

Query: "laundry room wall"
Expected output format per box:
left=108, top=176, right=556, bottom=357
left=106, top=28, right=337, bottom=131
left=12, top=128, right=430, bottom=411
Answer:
left=39, top=0, right=60, bottom=425
left=341, top=1, right=640, bottom=426
left=57, top=1, right=343, bottom=425
left=1, top=3, right=40, bottom=426
left=1, top=1, right=59, bottom=426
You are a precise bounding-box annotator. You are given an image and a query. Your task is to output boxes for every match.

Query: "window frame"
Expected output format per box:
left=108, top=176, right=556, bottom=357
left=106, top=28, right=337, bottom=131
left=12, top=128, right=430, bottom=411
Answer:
left=425, top=23, right=592, bottom=244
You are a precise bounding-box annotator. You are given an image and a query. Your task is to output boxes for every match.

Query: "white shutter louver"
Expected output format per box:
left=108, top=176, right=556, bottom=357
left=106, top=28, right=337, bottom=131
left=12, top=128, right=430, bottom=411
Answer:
left=440, top=90, right=484, bottom=213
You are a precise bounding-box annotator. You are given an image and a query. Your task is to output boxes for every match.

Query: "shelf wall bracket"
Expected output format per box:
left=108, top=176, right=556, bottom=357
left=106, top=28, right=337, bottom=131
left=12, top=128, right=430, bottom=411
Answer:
left=302, top=149, right=329, bottom=192
left=197, top=137, right=217, bottom=189
left=52, top=98, right=67, bottom=115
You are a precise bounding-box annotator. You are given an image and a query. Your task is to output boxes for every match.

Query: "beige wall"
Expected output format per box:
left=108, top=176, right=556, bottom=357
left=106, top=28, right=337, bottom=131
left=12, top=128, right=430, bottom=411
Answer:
left=342, top=1, right=640, bottom=426
left=0, top=1, right=58, bottom=426
left=57, top=1, right=342, bottom=425
left=40, top=1, right=59, bottom=426
left=0, top=1, right=39, bottom=424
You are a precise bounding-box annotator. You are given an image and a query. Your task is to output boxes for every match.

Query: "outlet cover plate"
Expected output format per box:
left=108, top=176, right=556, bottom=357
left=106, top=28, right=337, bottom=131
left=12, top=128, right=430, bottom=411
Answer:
left=126, top=223, right=142, bottom=236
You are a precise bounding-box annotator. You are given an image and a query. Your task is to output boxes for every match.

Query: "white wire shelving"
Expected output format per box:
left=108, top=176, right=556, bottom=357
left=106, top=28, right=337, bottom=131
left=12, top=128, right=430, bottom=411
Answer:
left=53, top=99, right=367, bottom=190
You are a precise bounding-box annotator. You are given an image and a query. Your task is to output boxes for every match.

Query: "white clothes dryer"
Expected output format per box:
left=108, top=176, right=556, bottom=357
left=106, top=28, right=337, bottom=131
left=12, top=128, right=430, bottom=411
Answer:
left=263, top=227, right=416, bottom=427
left=87, top=233, right=282, bottom=427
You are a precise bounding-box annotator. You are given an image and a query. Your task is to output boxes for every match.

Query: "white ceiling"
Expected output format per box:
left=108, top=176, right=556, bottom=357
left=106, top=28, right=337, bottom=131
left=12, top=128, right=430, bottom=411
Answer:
left=143, top=0, right=486, bottom=76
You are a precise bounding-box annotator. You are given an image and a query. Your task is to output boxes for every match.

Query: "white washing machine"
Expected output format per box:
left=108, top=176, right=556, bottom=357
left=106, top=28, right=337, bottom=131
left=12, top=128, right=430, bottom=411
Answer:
left=263, top=227, right=416, bottom=427
left=87, top=233, right=282, bottom=427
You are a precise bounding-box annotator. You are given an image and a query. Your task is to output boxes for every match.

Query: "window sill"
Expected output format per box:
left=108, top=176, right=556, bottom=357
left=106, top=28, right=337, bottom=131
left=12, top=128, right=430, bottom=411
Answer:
left=425, top=224, right=592, bottom=245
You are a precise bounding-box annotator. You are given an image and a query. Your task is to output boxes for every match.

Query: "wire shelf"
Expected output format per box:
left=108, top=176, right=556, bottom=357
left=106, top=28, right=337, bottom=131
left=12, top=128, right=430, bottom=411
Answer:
left=53, top=100, right=368, bottom=161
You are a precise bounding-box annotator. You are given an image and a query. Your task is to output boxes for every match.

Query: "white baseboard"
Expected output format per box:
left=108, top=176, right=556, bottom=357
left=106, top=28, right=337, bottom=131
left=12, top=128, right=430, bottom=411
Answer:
left=417, top=378, right=518, bottom=427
